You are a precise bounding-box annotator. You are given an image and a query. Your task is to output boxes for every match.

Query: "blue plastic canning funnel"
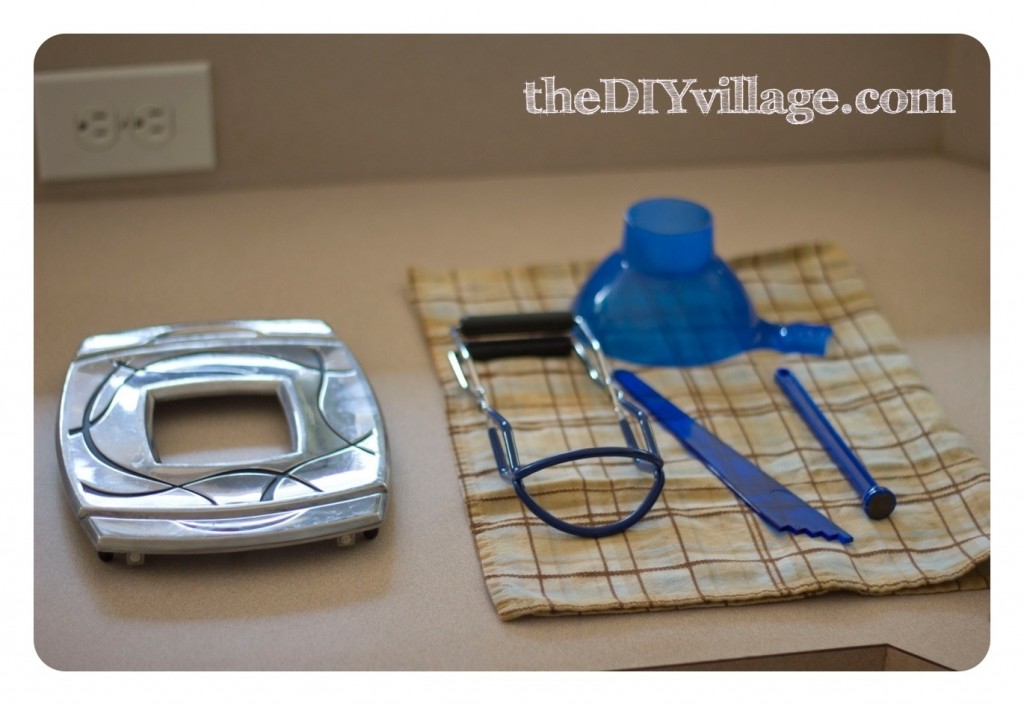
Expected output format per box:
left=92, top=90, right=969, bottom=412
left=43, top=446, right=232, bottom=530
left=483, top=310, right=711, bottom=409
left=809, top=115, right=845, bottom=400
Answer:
left=573, top=198, right=832, bottom=366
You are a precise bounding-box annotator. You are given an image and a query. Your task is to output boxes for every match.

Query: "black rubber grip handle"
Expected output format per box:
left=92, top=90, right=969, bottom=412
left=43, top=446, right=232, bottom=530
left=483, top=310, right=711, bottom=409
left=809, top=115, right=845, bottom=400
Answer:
left=459, top=312, right=574, bottom=337
left=465, top=336, right=573, bottom=361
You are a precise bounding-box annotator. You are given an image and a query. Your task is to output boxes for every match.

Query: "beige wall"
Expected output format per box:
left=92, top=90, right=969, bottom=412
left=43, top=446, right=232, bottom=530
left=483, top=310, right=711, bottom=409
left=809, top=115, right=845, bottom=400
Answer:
left=942, top=34, right=989, bottom=164
left=35, top=34, right=988, bottom=199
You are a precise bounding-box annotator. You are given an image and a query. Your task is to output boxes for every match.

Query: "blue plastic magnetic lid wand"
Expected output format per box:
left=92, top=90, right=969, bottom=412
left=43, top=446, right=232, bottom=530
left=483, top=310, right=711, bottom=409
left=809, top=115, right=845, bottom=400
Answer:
left=775, top=368, right=897, bottom=520
left=573, top=197, right=833, bottom=367
left=614, top=369, right=853, bottom=544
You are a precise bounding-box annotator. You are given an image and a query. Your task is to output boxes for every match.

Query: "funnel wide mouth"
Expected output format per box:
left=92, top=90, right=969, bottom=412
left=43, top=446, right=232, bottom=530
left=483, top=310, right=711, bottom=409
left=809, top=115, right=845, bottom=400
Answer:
left=624, top=198, right=714, bottom=275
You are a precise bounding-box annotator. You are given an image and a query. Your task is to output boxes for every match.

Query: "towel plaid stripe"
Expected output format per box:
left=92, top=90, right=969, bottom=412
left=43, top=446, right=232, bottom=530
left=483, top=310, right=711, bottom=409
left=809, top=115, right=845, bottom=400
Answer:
left=410, top=243, right=990, bottom=620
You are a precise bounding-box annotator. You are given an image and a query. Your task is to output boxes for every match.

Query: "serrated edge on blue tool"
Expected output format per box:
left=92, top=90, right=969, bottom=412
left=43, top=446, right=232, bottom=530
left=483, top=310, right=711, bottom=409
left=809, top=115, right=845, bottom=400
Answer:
left=776, top=522, right=853, bottom=545
left=612, top=369, right=853, bottom=545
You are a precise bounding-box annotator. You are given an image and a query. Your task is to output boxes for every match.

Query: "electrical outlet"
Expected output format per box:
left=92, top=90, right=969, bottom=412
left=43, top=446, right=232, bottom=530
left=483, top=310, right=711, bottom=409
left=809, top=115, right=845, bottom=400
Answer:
left=133, top=104, right=175, bottom=146
left=74, top=104, right=119, bottom=151
left=35, top=62, right=216, bottom=182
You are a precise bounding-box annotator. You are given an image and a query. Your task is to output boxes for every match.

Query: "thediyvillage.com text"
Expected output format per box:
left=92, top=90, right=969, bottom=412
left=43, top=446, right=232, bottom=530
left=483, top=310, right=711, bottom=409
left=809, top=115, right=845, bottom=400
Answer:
left=523, top=75, right=956, bottom=125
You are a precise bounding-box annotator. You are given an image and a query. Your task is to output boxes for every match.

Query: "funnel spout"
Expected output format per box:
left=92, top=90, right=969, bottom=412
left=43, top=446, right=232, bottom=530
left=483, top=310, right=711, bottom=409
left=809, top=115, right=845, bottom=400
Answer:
left=755, top=321, right=833, bottom=356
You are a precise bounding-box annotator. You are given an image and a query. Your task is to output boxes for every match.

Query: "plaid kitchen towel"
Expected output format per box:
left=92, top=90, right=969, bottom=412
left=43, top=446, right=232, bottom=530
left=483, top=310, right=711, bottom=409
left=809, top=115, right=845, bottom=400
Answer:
left=409, top=243, right=990, bottom=620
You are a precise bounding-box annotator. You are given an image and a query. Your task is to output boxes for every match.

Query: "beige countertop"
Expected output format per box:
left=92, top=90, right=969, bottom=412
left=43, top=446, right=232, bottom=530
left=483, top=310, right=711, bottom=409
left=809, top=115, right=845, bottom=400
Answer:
left=33, top=156, right=989, bottom=670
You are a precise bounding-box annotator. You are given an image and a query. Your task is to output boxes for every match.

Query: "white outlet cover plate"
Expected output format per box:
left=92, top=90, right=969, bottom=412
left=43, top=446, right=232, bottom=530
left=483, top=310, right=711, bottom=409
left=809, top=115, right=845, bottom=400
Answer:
left=35, top=62, right=217, bottom=182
